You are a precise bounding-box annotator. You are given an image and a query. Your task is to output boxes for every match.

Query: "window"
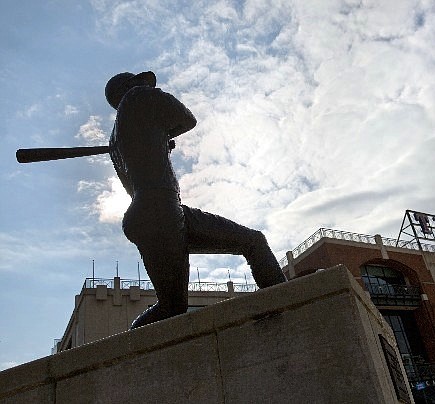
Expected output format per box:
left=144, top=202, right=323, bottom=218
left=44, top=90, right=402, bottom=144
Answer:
left=383, top=311, right=426, bottom=357
left=383, top=312, right=413, bottom=357
left=361, top=265, right=406, bottom=295
left=361, top=265, right=420, bottom=307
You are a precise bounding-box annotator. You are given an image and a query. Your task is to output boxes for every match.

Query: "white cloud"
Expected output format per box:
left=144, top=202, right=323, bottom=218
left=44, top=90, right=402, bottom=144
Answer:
left=77, top=176, right=131, bottom=223
left=188, top=254, right=252, bottom=283
left=64, top=104, right=79, bottom=115
left=92, top=177, right=131, bottom=223
left=89, top=0, right=435, bottom=265
left=75, top=115, right=108, bottom=145
left=18, top=103, right=41, bottom=118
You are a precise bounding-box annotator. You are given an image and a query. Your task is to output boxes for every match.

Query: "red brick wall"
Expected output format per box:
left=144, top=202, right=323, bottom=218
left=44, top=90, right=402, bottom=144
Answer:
left=294, top=242, right=383, bottom=278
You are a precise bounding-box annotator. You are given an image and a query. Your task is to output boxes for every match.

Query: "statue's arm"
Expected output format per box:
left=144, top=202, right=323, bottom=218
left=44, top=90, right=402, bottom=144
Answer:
left=158, top=90, right=197, bottom=139
left=119, top=87, right=197, bottom=138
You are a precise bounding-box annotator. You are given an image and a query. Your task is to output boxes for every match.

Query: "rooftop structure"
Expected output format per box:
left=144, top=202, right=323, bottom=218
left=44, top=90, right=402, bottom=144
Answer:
left=54, top=277, right=257, bottom=354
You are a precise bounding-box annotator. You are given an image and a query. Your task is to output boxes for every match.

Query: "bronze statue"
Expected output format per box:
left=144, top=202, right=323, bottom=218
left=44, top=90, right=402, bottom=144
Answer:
left=105, top=71, right=285, bottom=329
left=16, top=71, right=286, bottom=329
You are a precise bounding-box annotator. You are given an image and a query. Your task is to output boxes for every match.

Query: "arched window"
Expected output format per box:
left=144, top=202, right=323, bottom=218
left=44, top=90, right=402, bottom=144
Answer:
left=361, top=265, right=406, bottom=294
left=360, top=264, right=420, bottom=307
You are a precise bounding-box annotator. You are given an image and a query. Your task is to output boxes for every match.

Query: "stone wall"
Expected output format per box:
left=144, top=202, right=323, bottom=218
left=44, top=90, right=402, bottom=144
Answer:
left=0, top=265, right=413, bottom=403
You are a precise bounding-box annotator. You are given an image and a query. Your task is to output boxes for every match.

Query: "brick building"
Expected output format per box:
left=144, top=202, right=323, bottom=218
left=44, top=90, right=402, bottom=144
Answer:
left=280, top=227, right=435, bottom=403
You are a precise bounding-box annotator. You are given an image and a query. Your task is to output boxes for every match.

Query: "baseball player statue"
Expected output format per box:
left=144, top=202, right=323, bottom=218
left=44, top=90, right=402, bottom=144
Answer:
left=105, top=71, right=286, bottom=329
left=17, top=71, right=286, bottom=330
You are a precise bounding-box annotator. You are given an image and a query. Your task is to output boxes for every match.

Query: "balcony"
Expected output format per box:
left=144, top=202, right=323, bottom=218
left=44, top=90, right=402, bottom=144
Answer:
left=365, top=283, right=421, bottom=307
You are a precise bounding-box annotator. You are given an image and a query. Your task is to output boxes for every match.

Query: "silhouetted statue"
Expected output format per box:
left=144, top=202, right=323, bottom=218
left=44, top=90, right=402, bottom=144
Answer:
left=105, top=71, right=286, bottom=329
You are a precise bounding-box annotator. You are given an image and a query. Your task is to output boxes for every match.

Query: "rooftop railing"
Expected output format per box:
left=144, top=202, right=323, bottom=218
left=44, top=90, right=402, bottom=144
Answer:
left=188, top=282, right=227, bottom=292
left=233, top=284, right=258, bottom=292
left=85, top=278, right=114, bottom=288
left=84, top=278, right=258, bottom=293
left=121, top=280, right=154, bottom=290
left=279, top=228, right=435, bottom=267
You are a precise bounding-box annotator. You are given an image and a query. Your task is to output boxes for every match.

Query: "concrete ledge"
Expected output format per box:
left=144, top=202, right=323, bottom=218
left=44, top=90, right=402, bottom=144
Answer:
left=0, top=265, right=412, bottom=403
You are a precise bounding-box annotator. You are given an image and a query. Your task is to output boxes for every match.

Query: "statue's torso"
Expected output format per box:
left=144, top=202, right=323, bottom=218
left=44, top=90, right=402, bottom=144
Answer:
left=110, top=87, right=190, bottom=196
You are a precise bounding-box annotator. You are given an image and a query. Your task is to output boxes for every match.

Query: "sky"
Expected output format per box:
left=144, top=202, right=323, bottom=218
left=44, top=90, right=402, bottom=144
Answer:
left=1, top=0, right=435, bottom=370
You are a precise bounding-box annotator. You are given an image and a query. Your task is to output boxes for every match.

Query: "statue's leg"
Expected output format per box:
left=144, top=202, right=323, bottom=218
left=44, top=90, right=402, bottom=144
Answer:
left=123, top=192, right=189, bottom=329
left=183, top=206, right=286, bottom=288
left=130, top=245, right=189, bottom=329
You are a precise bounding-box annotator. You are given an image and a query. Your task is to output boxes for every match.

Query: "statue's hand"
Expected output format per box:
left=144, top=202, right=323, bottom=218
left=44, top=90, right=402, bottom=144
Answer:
left=168, top=124, right=185, bottom=138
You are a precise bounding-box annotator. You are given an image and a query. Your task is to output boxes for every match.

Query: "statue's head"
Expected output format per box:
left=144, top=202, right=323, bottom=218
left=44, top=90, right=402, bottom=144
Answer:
left=105, top=71, right=156, bottom=109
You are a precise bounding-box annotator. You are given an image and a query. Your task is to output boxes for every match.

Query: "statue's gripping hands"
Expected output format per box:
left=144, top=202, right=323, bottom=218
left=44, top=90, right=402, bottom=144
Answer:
left=105, top=72, right=286, bottom=329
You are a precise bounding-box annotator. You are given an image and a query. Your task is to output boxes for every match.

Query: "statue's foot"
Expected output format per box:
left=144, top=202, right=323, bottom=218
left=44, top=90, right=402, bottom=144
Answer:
left=130, top=302, right=172, bottom=329
left=130, top=312, right=148, bottom=329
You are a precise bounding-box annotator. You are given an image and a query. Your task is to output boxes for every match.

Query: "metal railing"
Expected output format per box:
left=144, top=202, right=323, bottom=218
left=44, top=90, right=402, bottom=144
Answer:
left=84, top=278, right=257, bottom=293
left=278, top=256, right=288, bottom=268
left=364, top=283, right=421, bottom=307
left=84, top=278, right=114, bottom=288
left=234, top=284, right=258, bottom=292
left=279, top=228, right=435, bottom=267
left=121, top=280, right=154, bottom=290
left=366, top=283, right=420, bottom=298
left=403, top=355, right=435, bottom=384
left=188, top=282, right=228, bottom=292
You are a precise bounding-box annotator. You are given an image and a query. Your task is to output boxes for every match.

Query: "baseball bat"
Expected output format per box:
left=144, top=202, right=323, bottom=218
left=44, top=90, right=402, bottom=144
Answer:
left=16, top=146, right=110, bottom=163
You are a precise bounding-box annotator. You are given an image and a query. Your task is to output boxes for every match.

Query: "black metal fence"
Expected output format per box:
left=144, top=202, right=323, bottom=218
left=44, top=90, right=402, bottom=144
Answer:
left=365, top=283, right=421, bottom=307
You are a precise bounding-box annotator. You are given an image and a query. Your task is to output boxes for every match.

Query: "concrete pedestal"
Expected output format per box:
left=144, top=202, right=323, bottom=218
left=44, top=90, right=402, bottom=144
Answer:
left=0, top=265, right=413, bottom=403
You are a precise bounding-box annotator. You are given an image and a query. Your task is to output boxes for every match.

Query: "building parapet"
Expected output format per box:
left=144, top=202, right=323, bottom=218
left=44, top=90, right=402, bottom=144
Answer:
left=279, top=227, right=435, bottom=267
left=83, top=278, right=258, bottom=293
